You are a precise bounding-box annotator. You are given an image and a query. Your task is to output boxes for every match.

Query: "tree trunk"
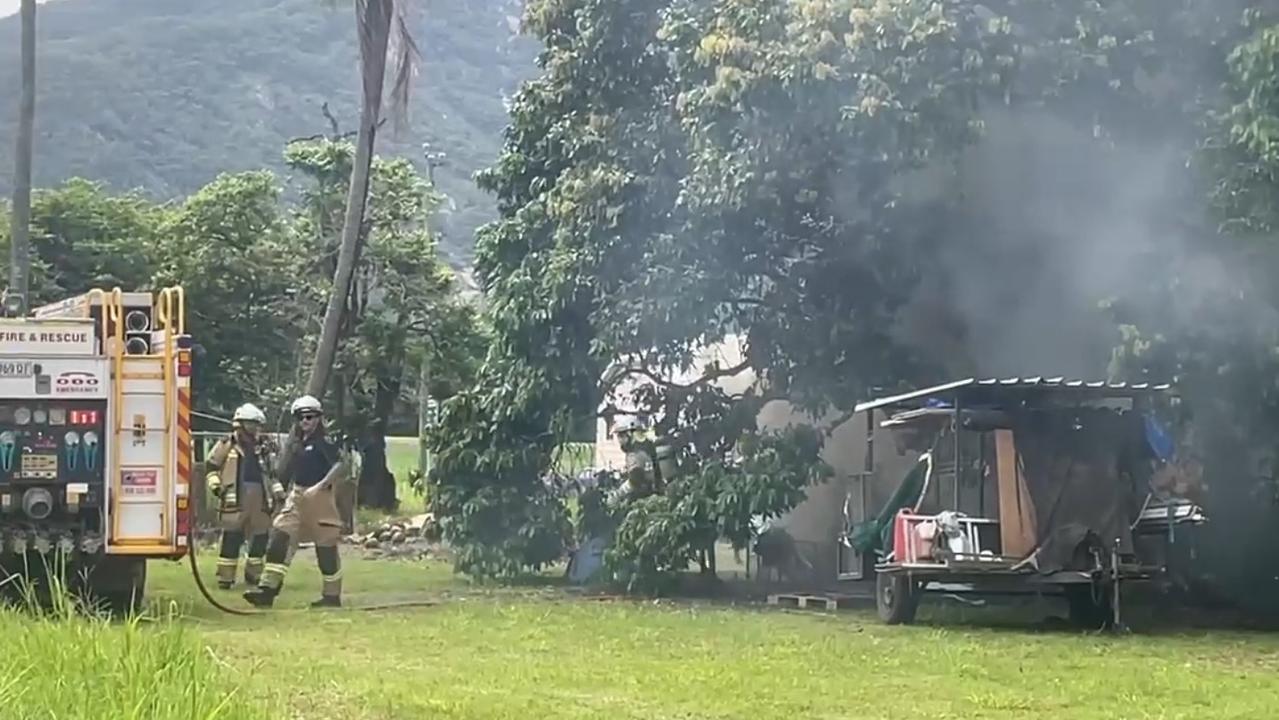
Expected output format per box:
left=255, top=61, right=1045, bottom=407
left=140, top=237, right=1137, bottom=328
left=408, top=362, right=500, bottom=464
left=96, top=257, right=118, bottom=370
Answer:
left=7, top=0, right=36, bottom=314
left=358, top=431, right=393, bottom=511
left=278, top=0, right=394, bottom=479
left=358, top=372, right=400, bottom=510
left=304, top=0, right=391, bottom=401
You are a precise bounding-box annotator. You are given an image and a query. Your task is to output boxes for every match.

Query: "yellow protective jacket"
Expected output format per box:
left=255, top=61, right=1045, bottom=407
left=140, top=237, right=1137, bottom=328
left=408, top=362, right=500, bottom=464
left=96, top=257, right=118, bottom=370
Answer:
left=206, top=434, right=282, bottom=511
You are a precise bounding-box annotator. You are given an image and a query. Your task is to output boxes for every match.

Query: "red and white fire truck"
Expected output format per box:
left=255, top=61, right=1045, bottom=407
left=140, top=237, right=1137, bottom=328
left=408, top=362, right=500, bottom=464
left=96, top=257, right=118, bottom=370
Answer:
left=0, top=286, right=193, bottom=611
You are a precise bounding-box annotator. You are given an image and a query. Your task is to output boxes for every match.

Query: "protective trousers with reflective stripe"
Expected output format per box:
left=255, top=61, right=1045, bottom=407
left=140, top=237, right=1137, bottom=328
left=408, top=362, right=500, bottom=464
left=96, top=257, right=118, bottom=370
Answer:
left=256, top=485, right=343, bottom=599
left=217, top=530, right=270, bottom=586
left=216, top=482, right=273, bottom=586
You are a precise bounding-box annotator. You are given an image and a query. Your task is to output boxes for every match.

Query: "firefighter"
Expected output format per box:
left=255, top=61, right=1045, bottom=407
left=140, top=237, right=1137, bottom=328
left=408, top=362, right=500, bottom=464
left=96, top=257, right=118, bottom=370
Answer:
left=205, top=403, right=284, bottom=589
left=243, top=394, right=351, bottom=609
left=611, top=415, right=675, bottom=501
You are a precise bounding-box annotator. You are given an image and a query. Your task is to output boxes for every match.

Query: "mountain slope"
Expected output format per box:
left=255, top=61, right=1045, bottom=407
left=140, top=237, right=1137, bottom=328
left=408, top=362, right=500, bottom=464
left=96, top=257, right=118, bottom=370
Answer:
left=0, top=0, right=538, bottom=266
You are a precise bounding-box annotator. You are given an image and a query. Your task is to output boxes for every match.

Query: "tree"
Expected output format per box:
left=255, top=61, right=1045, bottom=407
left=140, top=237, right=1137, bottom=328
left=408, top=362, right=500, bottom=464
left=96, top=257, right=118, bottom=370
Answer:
left=287, top=138, right=475, bottom=511
left=429, top=0, right=1279, bottom=588
left=427, top=0, right=1005, bottom=583
left=303, top=0, right=417, bottom=403
left=0, top=179, right=164, bottom=308
left=279, top=0, right=419, bottom=489
left=6, top=0, right=36, bottom=315
left=151, top=171, right=307, bottom=417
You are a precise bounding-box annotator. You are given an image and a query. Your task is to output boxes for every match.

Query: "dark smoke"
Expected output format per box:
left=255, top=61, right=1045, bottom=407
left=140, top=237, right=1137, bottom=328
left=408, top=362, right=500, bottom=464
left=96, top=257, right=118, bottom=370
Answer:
left=893, top=106, right=1221, bottom=380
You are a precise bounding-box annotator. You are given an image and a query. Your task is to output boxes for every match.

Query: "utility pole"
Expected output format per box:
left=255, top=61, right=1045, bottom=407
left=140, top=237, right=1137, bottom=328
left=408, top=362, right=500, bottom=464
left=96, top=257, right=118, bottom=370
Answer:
left=418, top=143, right=446, bottom=477
left=7, top=0, right=37, bottom=318
left=418, top=359, right=435, bottom=476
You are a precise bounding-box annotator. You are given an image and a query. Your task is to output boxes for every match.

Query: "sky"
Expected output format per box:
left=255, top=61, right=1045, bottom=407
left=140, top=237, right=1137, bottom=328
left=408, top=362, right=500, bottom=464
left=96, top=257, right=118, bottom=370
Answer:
left=0, top=0, right=50, bottom=19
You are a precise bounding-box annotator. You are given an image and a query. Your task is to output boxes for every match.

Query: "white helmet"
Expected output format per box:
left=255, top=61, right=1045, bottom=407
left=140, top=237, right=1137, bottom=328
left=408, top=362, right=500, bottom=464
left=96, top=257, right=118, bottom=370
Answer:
left=613, top=415, right=645, bottom=435
left=290, top=394, right=323, bottom=417
left=232, top=403, right=266, bottom=424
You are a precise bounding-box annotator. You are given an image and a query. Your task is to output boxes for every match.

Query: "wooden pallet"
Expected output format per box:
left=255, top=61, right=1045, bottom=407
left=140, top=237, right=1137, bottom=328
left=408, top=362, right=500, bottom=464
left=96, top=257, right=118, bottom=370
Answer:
left=766, top=593, right=865, bottom=611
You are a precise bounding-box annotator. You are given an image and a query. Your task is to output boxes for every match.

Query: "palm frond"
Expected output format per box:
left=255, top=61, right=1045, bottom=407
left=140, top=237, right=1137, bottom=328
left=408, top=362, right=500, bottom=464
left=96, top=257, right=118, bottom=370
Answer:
left=354, top=0, right=419, bottom=135
left=386, top=0, right=421, bottom=134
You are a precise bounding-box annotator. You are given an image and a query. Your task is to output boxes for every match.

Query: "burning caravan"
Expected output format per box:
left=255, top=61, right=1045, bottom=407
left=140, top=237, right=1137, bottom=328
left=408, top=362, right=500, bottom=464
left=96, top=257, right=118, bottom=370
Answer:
left=835, top=377, right=1207, bottom=627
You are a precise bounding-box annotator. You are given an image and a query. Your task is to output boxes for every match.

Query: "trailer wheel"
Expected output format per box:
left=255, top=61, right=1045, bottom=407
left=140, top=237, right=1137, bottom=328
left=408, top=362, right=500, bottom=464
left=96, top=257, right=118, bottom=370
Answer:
left=876, top=571, right=920, bottom=625
left=1064, top=583, right=1112, bottom=630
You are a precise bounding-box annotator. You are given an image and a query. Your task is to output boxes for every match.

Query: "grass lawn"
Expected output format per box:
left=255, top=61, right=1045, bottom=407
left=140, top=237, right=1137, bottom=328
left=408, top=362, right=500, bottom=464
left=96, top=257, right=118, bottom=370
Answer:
left=110, top=552, right=1279, bottom=720
left=383, top=438, right=593, bottom=517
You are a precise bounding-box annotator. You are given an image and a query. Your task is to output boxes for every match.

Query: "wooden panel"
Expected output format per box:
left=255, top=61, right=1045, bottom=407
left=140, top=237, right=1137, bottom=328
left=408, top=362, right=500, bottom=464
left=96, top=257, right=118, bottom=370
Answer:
left=994, top=429, right=1038, bottom=558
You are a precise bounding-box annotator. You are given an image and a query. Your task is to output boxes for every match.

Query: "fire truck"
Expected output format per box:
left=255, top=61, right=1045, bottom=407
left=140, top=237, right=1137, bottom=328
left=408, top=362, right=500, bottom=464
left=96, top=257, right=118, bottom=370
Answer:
left=0, top=286, right=193, bottom=612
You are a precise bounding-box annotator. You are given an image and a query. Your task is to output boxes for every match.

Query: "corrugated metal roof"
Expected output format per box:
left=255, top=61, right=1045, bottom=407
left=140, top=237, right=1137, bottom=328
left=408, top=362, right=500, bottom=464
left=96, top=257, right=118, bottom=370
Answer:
left=854, top=376, right=1173, bottom=414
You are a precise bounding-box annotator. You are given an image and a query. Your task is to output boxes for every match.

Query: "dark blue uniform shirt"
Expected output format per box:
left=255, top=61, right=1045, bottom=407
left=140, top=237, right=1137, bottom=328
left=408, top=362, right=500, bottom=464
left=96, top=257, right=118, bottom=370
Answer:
left=293, top=435, right=339, bottom=488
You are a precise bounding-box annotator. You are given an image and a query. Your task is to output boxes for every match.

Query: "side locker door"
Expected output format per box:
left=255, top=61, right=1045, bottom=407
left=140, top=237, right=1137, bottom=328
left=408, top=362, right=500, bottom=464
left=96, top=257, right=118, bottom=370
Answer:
left=109, top=354, right=172, bottom=546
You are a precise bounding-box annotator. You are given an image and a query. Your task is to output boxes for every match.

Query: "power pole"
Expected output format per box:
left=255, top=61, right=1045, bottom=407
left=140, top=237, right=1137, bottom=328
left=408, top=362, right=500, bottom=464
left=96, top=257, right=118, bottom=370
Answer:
left=417, top=358, right=432, bottom=476
left=7, top=0, right=37, bottom=318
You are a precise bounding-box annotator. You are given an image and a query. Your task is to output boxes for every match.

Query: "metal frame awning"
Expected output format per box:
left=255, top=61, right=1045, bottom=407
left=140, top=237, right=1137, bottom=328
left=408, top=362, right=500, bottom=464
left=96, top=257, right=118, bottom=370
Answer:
left=854, top=376, right=1174, bottom=415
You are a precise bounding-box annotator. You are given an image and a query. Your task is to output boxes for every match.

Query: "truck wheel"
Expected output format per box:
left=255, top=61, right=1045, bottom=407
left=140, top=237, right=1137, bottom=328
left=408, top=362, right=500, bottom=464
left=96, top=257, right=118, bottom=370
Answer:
left=1064, top=583, right=1112, bottom=629
left=83, top=557, right=147, bottom=618
left=876, top=571, right=920, bottom=625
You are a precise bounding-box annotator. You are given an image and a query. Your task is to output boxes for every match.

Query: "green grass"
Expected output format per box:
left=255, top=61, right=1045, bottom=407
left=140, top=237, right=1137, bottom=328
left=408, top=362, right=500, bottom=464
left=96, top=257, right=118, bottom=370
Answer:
left=66, top=433, right=1277, bottom=719
left=382, top=438, right=594, bottom=519
left=385, top=436, right=424, bottom=515
left=0, top=581, right=268, bottom=720
left=0, top=610, right=268, bottom=719
left=123, top=553, right=1279, bottom=719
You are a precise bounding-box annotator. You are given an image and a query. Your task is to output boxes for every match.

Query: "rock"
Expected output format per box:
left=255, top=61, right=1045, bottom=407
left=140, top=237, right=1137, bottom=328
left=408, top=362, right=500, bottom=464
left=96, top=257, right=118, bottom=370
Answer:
left=405, top=525, right=422, bottom=538
left=376, top=529, right=392, bottom=542
left=363, top=537, right=382, bottom=549
left=391, top=530, right=406, bottom=545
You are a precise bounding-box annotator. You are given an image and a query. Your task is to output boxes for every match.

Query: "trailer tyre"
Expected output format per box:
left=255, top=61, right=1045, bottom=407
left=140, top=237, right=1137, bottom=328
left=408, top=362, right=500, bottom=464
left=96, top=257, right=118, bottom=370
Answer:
left=1064, top=583, right=1112, bottom=630
left=876, top=571, right=920, bottom=625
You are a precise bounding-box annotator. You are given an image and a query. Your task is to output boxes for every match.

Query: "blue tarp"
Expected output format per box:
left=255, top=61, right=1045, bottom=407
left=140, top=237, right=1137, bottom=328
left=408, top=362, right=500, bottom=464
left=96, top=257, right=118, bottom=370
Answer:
left=1143, top=413, right=1174, bottom=462
left=567, top=535, right=609, bottom=584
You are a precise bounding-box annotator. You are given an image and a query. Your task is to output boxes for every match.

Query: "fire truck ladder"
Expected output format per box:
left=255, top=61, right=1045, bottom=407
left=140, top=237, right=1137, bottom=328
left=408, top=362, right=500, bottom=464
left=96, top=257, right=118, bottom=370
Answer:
left=100, top=286, right=184, bottom=549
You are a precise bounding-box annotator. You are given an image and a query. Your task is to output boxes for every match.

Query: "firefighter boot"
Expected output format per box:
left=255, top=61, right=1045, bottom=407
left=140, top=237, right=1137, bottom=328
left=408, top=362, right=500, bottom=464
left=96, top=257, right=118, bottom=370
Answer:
left=244, top=532, right=269, bottom=586
left=215, top=530, right=245, bottom=590
left=243, top=529, right=292, bottom=608
left=311, top=544, right=342, bottom=608
left=242, top=585, right=277, bottom=608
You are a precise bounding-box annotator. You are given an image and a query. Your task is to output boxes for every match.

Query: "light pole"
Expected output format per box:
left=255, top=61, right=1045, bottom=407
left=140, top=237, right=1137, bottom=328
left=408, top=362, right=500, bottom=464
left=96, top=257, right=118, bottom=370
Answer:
left=417, top=143, right=447, bottom=478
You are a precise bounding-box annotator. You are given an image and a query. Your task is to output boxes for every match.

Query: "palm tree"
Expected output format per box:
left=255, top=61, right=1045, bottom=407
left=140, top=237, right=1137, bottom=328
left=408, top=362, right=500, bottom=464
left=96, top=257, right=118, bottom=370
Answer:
left=7, top=0, right=36, bottom=316
left=280, top=0, right=418, bottom=493
left=307, top=0, right=417, bottom=399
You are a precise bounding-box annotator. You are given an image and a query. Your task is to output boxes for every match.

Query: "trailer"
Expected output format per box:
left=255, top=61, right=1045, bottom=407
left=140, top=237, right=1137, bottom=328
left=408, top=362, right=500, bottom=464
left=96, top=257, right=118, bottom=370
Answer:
left=0, top=286, right=193, bottom=612
left=836, top=377, right=1207, bottom=628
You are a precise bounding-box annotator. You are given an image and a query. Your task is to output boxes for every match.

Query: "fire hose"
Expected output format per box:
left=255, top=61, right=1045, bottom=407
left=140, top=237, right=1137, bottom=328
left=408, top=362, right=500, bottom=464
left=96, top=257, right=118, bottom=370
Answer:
left=185, top=524, right=441, bottom=615
left=186, top=524, right=258, bottom=616
left=186, top=425, right=439, bottom=615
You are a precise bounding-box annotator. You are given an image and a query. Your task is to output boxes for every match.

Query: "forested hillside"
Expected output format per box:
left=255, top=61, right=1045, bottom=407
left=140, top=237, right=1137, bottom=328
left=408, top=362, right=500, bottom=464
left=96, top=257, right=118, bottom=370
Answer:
left=0, top=0, right=537, bottom=266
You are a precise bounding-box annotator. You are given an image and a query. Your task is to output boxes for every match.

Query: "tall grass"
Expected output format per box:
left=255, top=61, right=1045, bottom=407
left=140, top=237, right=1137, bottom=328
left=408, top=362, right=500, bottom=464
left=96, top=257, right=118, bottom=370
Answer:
left=0, top=568, right=271, bottom=720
